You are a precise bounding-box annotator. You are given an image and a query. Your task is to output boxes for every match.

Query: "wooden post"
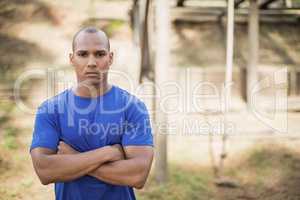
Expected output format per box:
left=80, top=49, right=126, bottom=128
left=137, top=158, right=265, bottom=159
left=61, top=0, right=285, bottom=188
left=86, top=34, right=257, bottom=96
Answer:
left=241, top=67, right=247, bottom=101
left=285, top=0, right=292, bottom=8
left=176, top=0, right=185, bottom=7
left=247, top=0, right=259, bottom=107
left=154, top=0, right=170, bottom=184
left=225, top=0, right=235, bottom=110
left=290, top=69, right=297, bottom=95
left=139, top=0, right=152, bottom=83
left=219, top=0, right=235, bottom=177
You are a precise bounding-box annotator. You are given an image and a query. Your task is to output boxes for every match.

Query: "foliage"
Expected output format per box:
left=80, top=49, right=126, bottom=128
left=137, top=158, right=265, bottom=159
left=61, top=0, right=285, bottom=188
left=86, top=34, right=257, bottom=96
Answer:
left=81, top=18, right=126, bottom=37
left=1, top=127, right=19, bottom=150
left=0, top=0, right=59, bottom=28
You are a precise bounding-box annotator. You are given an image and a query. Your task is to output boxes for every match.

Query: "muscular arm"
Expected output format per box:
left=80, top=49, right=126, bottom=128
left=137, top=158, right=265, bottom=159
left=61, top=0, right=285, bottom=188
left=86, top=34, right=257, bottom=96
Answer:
left=89, top=146, right=154, bottom=189
left=30, top=143, right=123, bottom=185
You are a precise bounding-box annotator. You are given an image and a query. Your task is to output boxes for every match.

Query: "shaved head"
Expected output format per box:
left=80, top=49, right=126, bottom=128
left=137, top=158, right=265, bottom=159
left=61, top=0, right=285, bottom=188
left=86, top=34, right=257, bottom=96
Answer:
left=72, top=27, right=110, bottom=52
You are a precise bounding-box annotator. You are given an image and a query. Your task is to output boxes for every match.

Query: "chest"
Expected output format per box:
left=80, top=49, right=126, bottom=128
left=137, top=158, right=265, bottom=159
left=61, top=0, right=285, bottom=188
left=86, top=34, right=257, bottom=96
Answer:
left=59, top=111, right=125, bottom=151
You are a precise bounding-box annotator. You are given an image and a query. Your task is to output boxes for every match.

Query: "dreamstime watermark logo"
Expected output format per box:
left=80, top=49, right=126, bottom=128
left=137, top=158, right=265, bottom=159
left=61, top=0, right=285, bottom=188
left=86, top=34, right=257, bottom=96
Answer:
left=13, top=67, right=288, bottom=135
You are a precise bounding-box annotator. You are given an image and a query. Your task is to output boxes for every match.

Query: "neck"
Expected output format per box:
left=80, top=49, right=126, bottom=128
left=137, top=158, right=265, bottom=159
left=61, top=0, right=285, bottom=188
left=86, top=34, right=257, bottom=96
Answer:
left=74, top=82, right=112, bottom=98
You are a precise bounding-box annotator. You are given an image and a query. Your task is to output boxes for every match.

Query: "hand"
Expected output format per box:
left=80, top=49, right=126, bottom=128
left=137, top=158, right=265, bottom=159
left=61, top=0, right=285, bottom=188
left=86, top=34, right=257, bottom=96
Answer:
left=109, top=144, right=125, bottom=162
left=57, top=141, right=78, bottom=155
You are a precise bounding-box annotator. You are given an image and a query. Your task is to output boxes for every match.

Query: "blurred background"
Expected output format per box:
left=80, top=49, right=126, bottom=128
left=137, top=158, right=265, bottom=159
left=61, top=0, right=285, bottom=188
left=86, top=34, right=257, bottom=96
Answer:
left=0, top=0, right=300, bottom=199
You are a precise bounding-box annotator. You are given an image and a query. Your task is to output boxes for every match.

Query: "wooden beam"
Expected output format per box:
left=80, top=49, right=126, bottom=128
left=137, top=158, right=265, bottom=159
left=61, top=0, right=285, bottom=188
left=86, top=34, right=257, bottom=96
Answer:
left=260, top=0, right=279, bottom=9
left=171, top=7, right=300, bottom=16
left=235, top=0, right=246, bottom=8
left=171, top=7, right=300, bottom=23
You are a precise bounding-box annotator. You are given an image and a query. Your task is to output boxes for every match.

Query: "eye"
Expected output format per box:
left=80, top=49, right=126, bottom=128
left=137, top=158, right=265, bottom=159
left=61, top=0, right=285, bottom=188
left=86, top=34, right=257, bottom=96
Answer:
left=95, top=51, right=107, bottom=57
left=77, top=51, right=88, bottom=57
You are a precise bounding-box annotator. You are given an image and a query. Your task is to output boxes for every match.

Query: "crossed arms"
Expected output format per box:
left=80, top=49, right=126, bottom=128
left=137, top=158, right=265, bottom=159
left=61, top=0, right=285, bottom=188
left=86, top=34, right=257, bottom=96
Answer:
left=30, top=142, right=154, bottom=189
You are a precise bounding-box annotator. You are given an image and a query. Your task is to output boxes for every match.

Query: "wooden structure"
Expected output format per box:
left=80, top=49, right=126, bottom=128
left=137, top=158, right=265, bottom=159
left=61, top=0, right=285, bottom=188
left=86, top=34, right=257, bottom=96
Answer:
left=130, top=0, right=300, bottom=183
left=175, top=0, right=300, bottom=9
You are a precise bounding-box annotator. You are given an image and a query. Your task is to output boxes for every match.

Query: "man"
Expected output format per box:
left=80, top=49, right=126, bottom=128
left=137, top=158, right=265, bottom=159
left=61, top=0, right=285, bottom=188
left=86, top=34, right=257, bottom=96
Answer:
left=30, top=27, right=154, bottom=200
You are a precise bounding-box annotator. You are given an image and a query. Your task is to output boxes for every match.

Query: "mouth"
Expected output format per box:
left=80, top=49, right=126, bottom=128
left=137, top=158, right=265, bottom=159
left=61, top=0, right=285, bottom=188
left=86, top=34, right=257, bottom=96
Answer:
left=85, top=72, right=100, bottom=77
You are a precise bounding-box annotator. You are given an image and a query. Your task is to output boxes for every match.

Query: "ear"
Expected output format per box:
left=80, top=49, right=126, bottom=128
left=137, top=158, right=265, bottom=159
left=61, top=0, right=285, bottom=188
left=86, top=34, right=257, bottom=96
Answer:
left=108, top=52, right=114, bottom=66
left=69, top=53, right=74, bottom=65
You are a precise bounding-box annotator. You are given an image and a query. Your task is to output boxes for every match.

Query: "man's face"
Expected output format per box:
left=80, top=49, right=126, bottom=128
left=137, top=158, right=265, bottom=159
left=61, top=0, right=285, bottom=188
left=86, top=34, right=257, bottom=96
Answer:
left=70, top=32, right=113, bottom=87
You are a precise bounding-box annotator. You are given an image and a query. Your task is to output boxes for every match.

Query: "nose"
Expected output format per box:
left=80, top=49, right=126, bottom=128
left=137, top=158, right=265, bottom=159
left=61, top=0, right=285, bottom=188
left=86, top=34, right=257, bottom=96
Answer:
left=87, top=55, right=96, bottom=68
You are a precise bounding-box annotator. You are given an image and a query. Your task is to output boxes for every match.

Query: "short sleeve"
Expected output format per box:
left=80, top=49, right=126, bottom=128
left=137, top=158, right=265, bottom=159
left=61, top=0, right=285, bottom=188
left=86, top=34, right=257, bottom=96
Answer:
left=122, top=98, right=153, bottom=147
left=30, top=103, right=60, bottom=152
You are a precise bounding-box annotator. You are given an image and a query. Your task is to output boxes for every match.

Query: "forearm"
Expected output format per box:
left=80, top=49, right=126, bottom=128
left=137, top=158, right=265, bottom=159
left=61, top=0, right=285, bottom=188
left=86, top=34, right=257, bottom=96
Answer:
left=41, top=154, right=100, bottom=183
left=34, top=147, right=112, bottom=184
left=89, top=158, right=150, bottom=188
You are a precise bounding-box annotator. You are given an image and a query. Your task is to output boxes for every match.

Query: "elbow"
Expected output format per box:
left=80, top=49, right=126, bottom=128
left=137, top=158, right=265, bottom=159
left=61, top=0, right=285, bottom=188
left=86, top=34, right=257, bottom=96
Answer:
left=132, top=158, right=153, bottom=189
left=134, top=182, right=145, bottom=190
left=132, top=174, right=147, bottom=189
left=34, top=163, right=55, bottom=185
left=40, top=178, right=51, bottom=185
left=36, top=170, right=53, bottom=185
left=133, top=181, right=146, bottom=189
left=31, top=153, right=54, bottom=185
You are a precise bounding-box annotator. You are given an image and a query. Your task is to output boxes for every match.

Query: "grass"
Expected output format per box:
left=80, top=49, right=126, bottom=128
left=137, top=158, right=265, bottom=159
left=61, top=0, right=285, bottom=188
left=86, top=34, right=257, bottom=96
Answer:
left=1, top=127, right=19, bottom=150
left=221, top=144, right=300, bottom=200
left=230, top=144, right=297, bottom=180
left=136, top=143, right=300, bottom=200
left=0, top=101, right=19, bottom=150
left=137, top=164, right=215, bottom=200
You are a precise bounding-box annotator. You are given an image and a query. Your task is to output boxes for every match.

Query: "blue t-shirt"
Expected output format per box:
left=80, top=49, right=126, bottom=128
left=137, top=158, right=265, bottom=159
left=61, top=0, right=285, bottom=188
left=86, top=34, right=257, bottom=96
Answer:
left=30, top=85, right=153, bottom=200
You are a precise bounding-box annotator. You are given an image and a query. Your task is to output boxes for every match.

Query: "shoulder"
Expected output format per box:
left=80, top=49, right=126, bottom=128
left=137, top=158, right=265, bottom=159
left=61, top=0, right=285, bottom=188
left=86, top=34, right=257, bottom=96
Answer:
left=113, top=86, right=149, bottom=120
left=114, top=86, right=146, bottom=110
left=37, top=89, right=69, bottom=114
